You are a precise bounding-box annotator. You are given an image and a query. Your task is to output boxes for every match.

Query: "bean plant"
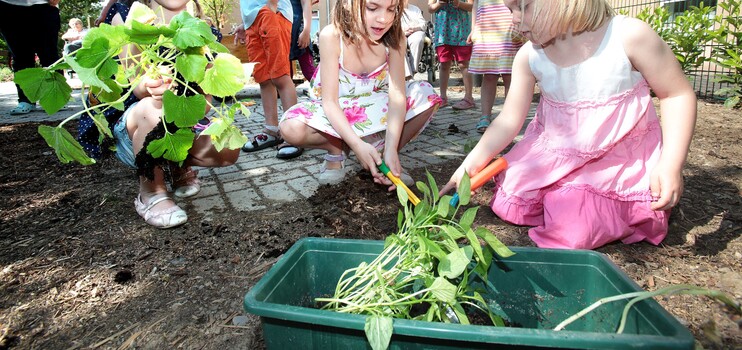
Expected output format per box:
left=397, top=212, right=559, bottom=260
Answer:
left=14, top=2, right=249, bottom=166
left=316, top=172, right=515, bottom=350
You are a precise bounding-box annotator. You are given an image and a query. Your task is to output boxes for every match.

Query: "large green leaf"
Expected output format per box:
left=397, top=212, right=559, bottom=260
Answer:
left=66, top=55, right=110, bottom=92
left=200, top=121, right=247, bottom=152
left=200, top=54, right=245, bottom=97
left=15, top=68, right=72, bottom=114
left=162, top=90, right=206, bottom=128
left=364, top=316, right=393, bottom=350
left=74, top=37, right=112, bottom=68
left=146, top=128, right=195, bottom=163
left=170, top=11, right=213, bottom=49
left=38, top=125, right=96, bottom=165
left=175, top=53, right=207, bottom=82
left=82, top=24, right=128, bottom=57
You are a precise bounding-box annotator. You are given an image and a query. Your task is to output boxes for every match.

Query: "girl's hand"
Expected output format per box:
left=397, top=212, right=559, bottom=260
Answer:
left=649, top=162, right=684, bottom=211
left=298, top=27, right=311, bottom=49
left=351, top=141, right=383, bottom=178
left=439, top=164, right=468, bottom=197
left=466, top=32, right=475, bottom=45
left=377, top=149, right=403, bottom=190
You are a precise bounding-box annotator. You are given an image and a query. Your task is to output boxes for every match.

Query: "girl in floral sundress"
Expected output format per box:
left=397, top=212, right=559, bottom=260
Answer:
left=441, top=0, right=696, bottom=249
left=279, top=0, right=442, bottom=186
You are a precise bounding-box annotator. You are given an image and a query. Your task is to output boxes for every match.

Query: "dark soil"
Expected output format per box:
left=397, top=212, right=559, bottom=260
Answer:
left=1, top=100, right=741, bottom=349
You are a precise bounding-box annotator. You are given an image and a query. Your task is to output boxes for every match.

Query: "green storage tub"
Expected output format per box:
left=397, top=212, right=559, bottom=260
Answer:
left=244, top=238, right=693, bottom=349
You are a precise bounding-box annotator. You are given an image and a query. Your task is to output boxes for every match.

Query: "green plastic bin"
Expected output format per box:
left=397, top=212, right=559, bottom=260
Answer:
left=244, top=238, right=693, bottom=349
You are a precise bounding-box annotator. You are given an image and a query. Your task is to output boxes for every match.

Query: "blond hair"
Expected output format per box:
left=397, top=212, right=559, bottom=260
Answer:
left=525, top=0, right=614, bottom=38
left=69, top=18, right=83, bottom=27
left=332, top=0, right=405, bottom=50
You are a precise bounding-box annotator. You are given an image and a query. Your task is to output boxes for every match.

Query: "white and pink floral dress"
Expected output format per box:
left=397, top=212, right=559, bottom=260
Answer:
left=492, top=16, right=669, bottom=249
left=280, top=40, right=442, bottom=150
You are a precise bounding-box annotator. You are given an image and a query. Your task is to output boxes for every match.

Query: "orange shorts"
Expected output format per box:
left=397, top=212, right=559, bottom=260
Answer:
left=246, top=7, right=292, bottom=83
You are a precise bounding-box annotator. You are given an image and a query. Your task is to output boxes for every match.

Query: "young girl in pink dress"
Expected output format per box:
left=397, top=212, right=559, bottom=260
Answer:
left=441, top=0, right=697, bottom=249
left=279, top=0, right=442, bottom=187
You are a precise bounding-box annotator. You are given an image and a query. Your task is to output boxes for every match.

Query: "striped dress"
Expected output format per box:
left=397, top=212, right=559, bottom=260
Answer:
left=469, top=0, right=523, bottom=74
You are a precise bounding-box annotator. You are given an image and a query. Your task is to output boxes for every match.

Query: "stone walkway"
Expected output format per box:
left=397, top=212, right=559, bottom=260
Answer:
left=0, top=75, right=535, bottom=215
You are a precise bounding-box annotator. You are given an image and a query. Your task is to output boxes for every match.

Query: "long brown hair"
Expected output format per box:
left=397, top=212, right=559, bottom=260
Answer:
left=332, top=0, right=405, bottom=50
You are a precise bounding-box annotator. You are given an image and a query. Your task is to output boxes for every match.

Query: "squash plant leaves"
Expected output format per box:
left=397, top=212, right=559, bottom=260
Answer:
left=74, top=38, right=113, bottom=69
left=162, top=90, right=205, bottom=128
left=82, top=24, right=128, bottom=57
left=175, top=51, right=208, bottom=82
left=200, top=54, right=245, bottom=97
left=146, top=128, right=195, bottom=163
left=14, top=68, right=71, bottom=114
left=126, top=2, right=157, bottom=25
left=18, top=0, right=248, bottom=167
left=38, top=126, right=95, bottom=165
left=170, top=11, right=213, bottom=49
left=126, top=20, right=175, bottom=45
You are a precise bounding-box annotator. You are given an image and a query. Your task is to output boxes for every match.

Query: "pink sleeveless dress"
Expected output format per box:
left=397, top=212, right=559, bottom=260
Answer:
left=491, top=16, right=669, bottom=249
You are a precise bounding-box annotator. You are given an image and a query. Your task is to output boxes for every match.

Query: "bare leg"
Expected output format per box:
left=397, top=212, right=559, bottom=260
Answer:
left=273, top=74, right=298, bottom=114
left=502, top=73, right=512, bottom=98
left=125, top=99, right=178, bottom=210
left=258, top=80, right=279, bottom=127
left=399, top=105, right=437, bottom=148
left=459, top=61, right=474, bottom=103
left=480, top=74, right=499, bottom=117
left=439, top=60, right=452, bottom=102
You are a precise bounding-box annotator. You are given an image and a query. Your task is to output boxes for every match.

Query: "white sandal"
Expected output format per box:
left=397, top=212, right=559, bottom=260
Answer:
left=318, top=153, right=347, bottom=185
left=134, top=193, right=187, bottom=229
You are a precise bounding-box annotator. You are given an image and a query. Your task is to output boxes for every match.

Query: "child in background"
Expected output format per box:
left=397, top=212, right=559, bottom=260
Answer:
left=240, top=0, right=303, bottom=159
left=428, top=0, right=475, bottom=110
left=108, top=0, right=239, bottom=228
left=279, top=0, right=442, bottom=186
left=289, top=0, right=316, bottom=81
left=467, top=0, right=523, bottom=133
left=441, top=0, right=696, bottom=249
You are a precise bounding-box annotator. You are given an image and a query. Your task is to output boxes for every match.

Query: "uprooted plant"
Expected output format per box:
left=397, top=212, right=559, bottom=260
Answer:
left=316, top=172, right=515, bottom=350
left=14, top=2, right=249, bottom=167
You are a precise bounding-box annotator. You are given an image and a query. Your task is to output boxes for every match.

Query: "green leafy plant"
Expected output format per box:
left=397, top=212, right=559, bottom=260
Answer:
left=636, top=3, right=718, bottom=73
left=712, top=0, right=742, bottom=108
left=316, top=172, right=515, bottom=350
left=15, top=2, right=249, bottom=166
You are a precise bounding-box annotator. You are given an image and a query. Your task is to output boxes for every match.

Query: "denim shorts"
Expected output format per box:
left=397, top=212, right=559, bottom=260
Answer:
left=113, top=102, right=137, bottom=169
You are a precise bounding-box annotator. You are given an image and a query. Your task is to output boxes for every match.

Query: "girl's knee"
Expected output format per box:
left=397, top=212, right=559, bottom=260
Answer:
left=279, top=119, right=305, bottom=144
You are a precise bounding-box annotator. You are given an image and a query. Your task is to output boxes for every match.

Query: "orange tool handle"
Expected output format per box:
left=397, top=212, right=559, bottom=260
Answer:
left=469, top=157, right=508, bottom=191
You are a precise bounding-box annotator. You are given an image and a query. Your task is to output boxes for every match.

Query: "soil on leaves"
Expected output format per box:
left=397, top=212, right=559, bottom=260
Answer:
left=0, top=101, right=741, bottom=349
